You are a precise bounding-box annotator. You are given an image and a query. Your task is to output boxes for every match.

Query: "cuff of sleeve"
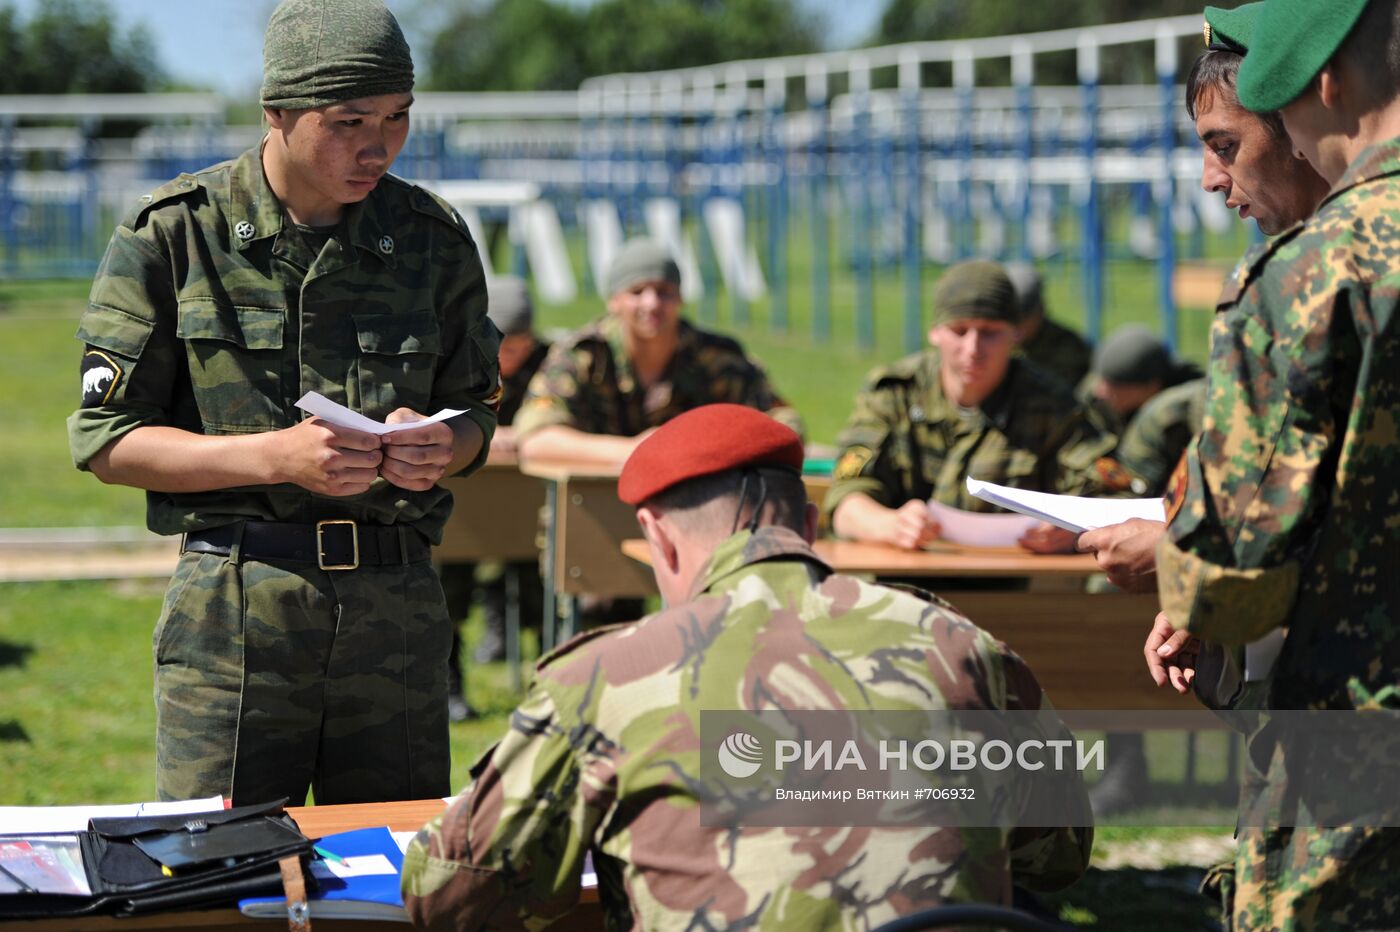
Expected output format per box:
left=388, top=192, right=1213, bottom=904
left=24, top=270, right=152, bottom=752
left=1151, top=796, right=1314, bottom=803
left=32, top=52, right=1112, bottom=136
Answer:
left=511, top=400, right=573, bottom=440
left=67, top=407, right=157, bottom=471
left=1156, top=535, right=1299, bottom=647
left=821, top=477, right=888, bottom=524
left=450, top=405, right=498, bottom=480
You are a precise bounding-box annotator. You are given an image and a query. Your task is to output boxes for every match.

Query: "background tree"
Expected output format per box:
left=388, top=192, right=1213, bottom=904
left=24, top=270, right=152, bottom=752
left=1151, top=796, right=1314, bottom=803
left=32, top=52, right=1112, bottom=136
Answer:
left=0, top=0, right=165, bottom=95
left=424, top=0, right=822, bottom=91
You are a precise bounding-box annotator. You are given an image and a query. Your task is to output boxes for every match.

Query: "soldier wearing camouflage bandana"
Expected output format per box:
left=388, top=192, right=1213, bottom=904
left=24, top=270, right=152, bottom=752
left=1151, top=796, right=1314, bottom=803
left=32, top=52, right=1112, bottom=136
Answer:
left=514, top=238, right=801, bottom=466
left=66, top=0, right=500, bottom=805
left=402, top=405, right=1092, bottom=929
left=1151, top=0, right=1400, bottom=927
left=825, top=259, right=1121, bottom=553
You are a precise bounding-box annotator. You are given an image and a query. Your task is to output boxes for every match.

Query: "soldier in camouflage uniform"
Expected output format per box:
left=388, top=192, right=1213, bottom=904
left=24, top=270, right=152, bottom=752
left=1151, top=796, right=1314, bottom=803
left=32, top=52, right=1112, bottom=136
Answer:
left=402, top=405, right=1092, bottom=930
left=826, top=260, right=1121, bottom=553
left=1079, top=2, right=1328, bottom=593
left=1150, top=0, right=1400, bottom=927
left=514, top=237, right=801, bottom=466
left=1005, top=262, right=1093, bottom=391
left=65, top=0, right=499, bottom=805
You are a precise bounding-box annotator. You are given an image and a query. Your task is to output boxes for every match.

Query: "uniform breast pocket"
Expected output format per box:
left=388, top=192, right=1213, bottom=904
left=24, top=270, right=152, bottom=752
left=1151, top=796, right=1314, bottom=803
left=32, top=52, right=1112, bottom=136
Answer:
left=176, top=299, right=287, bottom=433
left=353, top=309, right=441, bottom=420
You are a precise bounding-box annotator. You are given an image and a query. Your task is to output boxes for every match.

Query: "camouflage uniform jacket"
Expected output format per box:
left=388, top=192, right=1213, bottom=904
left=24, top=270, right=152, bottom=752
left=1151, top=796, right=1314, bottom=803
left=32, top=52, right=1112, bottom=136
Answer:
left=65, top=146, right=500, bottom=544
left=1158, top=140, right=1400, bottom=932
left=825, top=351, right=1121, bottom=520
left=1158, top=137, right=1400, bottom=711
left=512, top=314, right=802, bottom=438
left=498, top=339, right=550, bottom=427
left=402, top=526, right=1092, bottom=931
left=1114, top=377, right=1206, bottom=496
left=1019, top=316, right=1093, bottom=390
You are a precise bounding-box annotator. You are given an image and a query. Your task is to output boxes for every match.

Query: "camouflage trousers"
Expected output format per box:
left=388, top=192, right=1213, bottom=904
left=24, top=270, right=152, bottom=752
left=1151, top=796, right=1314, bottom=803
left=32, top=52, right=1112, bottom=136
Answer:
left=153, top=550, right=452, bottom=805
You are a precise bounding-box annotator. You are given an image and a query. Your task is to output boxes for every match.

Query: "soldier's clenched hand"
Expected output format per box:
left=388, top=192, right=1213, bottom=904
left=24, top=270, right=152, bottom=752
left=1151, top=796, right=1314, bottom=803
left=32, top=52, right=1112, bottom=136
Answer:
left=1144, top=610, right=1199, bottom=694
left=381, top=408, right=455, bottom=491
left=886, top=500, right=941, bottom=550
left=271, top=418, right=382, bottom=496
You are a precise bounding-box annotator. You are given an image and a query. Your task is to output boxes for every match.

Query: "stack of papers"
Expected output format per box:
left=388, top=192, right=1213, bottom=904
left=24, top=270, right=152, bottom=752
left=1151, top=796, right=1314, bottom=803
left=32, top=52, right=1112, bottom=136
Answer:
left=965, top=478, right=1165, bottom=534
left=0, top=795, right=226, bottom=835
left=926, top=501, right=1039, bottom=547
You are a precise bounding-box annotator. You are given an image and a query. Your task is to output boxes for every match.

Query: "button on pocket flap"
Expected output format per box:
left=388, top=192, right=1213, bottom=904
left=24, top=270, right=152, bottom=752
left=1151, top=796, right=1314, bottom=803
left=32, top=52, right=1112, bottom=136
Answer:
left=176, top=299, right=284, bottom=349
left=353, top=308, right=441, bottom=355
left=77, top=305, right=156, bottom=359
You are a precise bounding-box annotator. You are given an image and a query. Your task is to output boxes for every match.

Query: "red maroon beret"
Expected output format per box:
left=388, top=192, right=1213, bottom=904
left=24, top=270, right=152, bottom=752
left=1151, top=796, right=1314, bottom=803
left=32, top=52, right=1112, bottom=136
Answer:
left=618, top=404, right=804, bottom=506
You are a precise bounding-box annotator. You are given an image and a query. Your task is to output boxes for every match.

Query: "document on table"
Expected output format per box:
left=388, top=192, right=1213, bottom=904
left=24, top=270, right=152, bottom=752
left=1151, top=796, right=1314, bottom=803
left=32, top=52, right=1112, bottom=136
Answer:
left=295, top=391, right=468, bottom=435
left=926, top=500, right=1039, bottom=547
left=966, top=477, right=1165, bottom=534
left=0, top=795, right=225, bottom=835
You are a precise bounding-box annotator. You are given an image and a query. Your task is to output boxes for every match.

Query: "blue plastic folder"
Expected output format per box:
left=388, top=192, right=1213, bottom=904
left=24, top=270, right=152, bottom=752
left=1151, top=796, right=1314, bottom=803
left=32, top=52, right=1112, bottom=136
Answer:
left=238, top=826, right=406, bottom=922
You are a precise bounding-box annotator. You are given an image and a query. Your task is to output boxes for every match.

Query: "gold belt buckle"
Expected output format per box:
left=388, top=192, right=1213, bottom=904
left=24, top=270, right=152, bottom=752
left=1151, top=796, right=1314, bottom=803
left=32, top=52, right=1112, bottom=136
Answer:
left=316, top=520, right=359, bottom=570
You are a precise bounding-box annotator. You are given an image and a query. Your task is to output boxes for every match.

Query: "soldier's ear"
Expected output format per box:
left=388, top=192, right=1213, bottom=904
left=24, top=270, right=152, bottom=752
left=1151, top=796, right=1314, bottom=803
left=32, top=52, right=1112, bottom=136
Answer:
left=637, top=507, right=679, bottom=574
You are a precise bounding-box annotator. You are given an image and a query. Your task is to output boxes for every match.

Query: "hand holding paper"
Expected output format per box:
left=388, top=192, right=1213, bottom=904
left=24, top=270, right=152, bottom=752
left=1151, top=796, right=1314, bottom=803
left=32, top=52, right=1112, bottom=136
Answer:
left=295, top=392, right=467, bottom=435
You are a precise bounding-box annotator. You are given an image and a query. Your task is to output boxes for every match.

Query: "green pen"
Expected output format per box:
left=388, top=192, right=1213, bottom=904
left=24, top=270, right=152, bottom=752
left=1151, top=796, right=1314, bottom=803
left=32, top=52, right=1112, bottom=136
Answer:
left=313, top=845, right=344, bottom=864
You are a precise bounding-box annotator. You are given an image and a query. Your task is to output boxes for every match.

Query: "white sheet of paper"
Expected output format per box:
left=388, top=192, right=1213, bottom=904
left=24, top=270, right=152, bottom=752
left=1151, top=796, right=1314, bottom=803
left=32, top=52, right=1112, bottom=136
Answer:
left=0, top=795, right=224, bottom=835
left=927, top=500, right=1039, bottom=548
left=1245, top=629, right=1288, bottom=682
left=295, top=391, right=467, bottom=435
left=965, top=477, right=1166, bottom=534
left=311, top=854, right=397, bottom=880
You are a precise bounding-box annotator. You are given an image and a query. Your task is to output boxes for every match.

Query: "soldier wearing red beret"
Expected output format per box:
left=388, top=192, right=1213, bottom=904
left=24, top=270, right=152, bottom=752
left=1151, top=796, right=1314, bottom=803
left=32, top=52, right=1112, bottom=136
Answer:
left=403, top=404, right=1094, bottom=930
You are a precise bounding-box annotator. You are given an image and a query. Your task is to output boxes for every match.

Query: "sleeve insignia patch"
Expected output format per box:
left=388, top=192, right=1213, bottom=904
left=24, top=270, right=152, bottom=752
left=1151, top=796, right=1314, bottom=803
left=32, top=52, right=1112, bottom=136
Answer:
left=1093, top=456, right=1135, bottom=493
left=1163, top=452, right=1190, bottom=526
left=80, top=348, right=123, bottom=408
left=834, top=446, right=874, bottom=480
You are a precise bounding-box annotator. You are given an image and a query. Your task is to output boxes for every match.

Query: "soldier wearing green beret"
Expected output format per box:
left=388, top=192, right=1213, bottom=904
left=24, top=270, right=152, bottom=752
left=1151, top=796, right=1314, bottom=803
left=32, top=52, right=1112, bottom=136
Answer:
left=1079, top=1, right=1328, bottom=597
left=1149, top=0, right=1400, bottom=927
left=66, top=0, right=501, bottom=804
left=825, top=259, right=1121, bottom=554
left=402, top=404, right=1092, bottom=929
left=1005, top=262, right=1093, bottom=391
left=514, top=238, right=801, bottom=467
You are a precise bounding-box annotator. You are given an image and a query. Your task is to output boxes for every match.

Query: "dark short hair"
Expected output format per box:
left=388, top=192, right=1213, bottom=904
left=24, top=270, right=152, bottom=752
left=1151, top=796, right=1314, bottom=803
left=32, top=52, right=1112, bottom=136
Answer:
left=647, top=467, right=807, bottom=533
left=1186, top=49, right=1287, bottom=138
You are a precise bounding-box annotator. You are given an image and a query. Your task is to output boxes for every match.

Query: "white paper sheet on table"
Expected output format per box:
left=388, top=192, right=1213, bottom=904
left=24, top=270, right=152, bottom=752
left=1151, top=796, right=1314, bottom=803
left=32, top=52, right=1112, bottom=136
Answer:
left=965, top=477, right=1165, bottom=534
left=295, top=391, right=468, bottom=435
left=0, top=795, right=225, bottom=835
left=926, top=500, right=1039, bottom=547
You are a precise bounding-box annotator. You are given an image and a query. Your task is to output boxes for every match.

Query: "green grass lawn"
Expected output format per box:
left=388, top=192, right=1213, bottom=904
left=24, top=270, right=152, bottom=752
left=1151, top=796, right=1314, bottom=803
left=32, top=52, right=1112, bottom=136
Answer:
left=1, top=260, right=1235, bottom=927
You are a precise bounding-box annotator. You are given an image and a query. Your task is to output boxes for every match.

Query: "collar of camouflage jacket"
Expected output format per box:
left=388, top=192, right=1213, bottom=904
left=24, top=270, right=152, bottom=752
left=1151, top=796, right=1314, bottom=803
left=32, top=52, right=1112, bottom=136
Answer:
left=689, top=526, right=833, bottom=602
left=227, top=143, right=398, bottom=269
left=922, top=350, right=1019, bottom=433
left=1323, top=135, right=1400, bottom=211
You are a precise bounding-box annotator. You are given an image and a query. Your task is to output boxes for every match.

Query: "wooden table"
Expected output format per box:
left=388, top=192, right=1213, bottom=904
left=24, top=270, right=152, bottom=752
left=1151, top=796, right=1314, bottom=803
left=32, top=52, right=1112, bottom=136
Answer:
left=622, top=538, right=1174, bottom=713
left=520, top=457, right=832, bottom=648
left=4, top=800, right=601, bottom=931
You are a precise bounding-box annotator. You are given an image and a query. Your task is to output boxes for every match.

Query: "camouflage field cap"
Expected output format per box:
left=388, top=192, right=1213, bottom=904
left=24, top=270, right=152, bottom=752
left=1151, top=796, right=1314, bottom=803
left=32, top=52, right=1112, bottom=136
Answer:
left=486, top=276, right=534, bottom=336
left=261, top=0, right=414, bottom=110
left=1094, top=324, right=1171, bottom=385
left=933, top=260, right=1019, bottom=326
left=1203, top=2, right=1263, bottom=54
left=605, top=238, right=682, bottom=298
left=619, top=404, right=803, bottom=505
left=1236, top=0, right=1369, bottom=112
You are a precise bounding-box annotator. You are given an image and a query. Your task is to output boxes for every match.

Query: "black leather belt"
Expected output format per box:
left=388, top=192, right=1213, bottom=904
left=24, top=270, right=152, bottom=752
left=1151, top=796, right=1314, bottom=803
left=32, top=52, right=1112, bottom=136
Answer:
left=182, top=520, right=431, bottom=571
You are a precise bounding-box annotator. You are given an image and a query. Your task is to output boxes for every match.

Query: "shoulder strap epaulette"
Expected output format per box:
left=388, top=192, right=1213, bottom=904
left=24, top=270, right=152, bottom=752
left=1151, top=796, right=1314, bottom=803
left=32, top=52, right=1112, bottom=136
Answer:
left=393, top=178, right=477, bottom=244
left=126, top=172, right=204, bottom=229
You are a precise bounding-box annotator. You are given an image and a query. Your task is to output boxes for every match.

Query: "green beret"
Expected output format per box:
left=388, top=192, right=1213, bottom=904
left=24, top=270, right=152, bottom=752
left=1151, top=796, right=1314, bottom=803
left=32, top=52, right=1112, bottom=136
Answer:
left=933, top=260, right=1019, bottom=326
left=605, top=239, right=681, bottom=298
left=1236, top=0, right=1369, bottom=113
left=1093, top=325, right=1171, bottom=385
left=487, top=276, right=534, bottom=336
left=261, top=0, right=414, bottom=110
left=1204, top=2, right=1263, bottom=54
